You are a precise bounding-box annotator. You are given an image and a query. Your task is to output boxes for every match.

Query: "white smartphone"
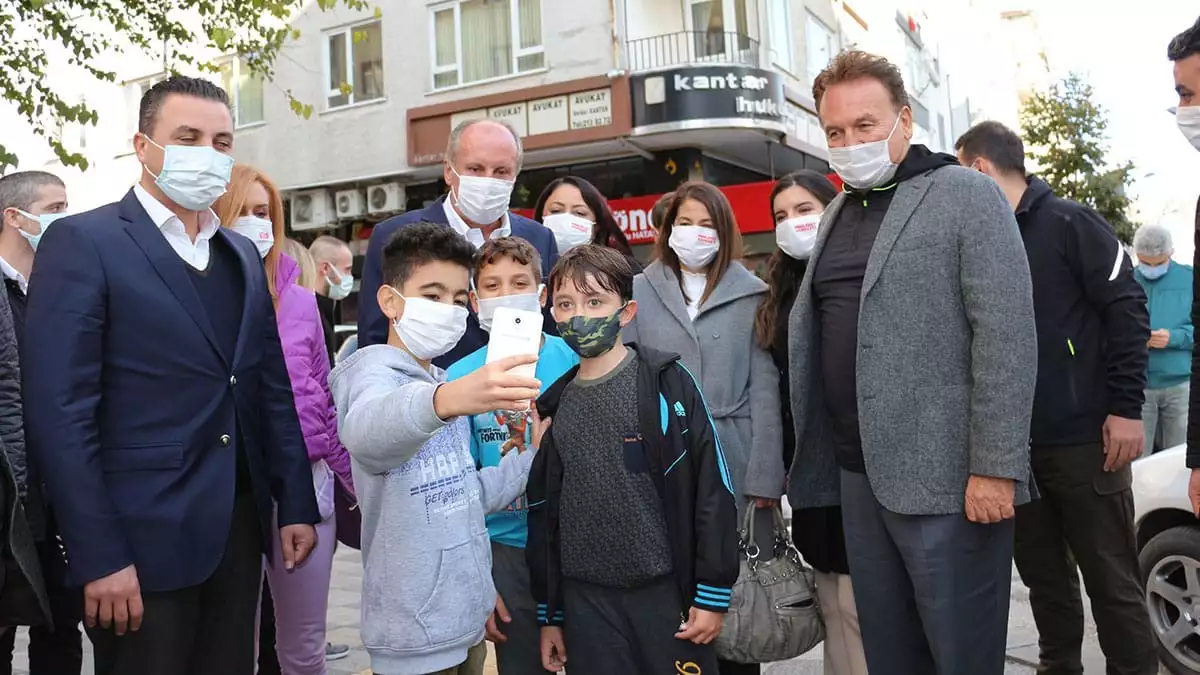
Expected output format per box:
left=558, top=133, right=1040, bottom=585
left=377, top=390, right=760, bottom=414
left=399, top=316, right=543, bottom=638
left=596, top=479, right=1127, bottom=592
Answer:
left=485, top=306, right=542, bottom=382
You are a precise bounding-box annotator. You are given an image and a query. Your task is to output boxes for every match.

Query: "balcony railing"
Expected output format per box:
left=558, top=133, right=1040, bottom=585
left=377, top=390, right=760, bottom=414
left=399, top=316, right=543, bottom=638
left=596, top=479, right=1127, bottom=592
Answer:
left=626, top=31, right=761, bottom=72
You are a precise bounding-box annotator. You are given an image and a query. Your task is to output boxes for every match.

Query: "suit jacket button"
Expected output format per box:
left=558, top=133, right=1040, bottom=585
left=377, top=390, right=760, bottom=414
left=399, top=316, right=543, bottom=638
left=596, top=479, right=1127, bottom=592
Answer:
left=230, top=375, right=238, bottom=386
left=219, top=434, right=231, bottom=446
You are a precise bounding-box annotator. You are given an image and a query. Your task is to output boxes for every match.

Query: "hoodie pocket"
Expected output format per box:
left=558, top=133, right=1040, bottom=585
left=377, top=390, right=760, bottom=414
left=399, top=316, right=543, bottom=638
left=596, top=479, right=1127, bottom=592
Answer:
left=416, top=533, right=488, bottom=645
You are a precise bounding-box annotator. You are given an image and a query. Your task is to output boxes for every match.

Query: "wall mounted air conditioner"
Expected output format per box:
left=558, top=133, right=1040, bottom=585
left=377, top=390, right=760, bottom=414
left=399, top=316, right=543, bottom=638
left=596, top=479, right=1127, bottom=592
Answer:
left=368, top=183, right=405, bottom=214
left=335, top=189, right=366, bottom=219
left=290, top=190, right=333, bottom=231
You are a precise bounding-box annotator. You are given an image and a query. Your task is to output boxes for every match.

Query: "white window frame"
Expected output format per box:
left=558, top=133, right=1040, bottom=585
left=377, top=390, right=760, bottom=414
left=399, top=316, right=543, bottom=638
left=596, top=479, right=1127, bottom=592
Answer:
left=218, top=57, right=266, bottom=128
left=805, top=13, right=835, bottom=86
left=123, top=73, right=168, bottom=153
left=323, top=19, right=385, bottom=110
left=766, top=0, right=794, bottom=74
left=428, top=0, right=545, bottom=91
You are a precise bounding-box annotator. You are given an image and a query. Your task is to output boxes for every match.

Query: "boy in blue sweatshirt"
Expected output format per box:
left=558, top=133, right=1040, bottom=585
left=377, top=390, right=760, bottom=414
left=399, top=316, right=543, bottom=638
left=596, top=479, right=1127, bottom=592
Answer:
left=329, top=223, right=545, bottom=675
left=446, top=237, right=578, bottom=675
left=527, top=245, right=738, bottom=675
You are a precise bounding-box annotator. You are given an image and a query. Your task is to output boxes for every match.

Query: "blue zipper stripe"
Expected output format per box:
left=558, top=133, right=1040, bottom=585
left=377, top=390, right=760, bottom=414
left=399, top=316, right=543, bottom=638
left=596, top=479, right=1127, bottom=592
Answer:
left=665, top=450, right=687, bottom=475
left=675, top=363, right=734, bottom=495
left=696, top=584, right=732, bottom=596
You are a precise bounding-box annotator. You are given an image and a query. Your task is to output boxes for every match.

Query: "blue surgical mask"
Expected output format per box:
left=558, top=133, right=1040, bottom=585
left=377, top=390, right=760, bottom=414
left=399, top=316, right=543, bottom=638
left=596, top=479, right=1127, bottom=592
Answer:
left=1140, top=262, right=1170, bottom=280
left=327, top=268, right=355, bottom=301
left=14, top=210, right=68, bottom=251
left=141, top=135, right=234, bottom=211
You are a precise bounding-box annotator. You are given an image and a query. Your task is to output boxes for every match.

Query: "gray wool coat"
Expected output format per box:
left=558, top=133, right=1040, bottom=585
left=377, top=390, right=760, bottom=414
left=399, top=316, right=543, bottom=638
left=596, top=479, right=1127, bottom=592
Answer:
left=787, top=164, right=1038, bottom=516
left=625, top=261, right=783, bottom=516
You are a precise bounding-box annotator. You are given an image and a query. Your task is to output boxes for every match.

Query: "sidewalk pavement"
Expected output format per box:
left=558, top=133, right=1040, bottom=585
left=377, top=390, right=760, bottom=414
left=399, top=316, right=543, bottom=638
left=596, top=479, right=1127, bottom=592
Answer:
left=6, top=548, right=1150, bottom=674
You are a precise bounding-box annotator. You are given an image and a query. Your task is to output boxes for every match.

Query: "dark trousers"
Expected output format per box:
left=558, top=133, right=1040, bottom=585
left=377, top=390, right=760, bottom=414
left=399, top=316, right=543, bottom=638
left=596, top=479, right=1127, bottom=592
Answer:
left=0, top=533, right=83, bottom=675
left=491, top=541, right=553, bottom=675
left=87, top=489, right=263, bottom=675
left=1014, top=442, right=1158, bottom=675
left=562, top=576, right=718, bottom=675
left=840, top=469, right=1013, bottom=675
left=257, top=577, right=281, bottom=675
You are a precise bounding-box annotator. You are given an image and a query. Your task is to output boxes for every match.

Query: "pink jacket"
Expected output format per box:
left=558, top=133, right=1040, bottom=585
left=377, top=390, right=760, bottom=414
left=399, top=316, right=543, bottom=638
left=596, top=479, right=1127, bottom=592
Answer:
left=274, top=254, right=353, bottom=492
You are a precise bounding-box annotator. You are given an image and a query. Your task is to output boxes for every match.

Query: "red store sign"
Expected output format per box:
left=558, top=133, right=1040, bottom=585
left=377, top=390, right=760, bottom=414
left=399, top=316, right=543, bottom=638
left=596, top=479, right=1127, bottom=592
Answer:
left=517, top=175, right=842, bottom=245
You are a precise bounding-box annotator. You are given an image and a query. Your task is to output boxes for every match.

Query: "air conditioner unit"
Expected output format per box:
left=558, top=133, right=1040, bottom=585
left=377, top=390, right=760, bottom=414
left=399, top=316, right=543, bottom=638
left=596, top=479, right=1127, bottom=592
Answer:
left=290, top=190, right=333, bottom=232
left=335, top=189, right=366, bottom=219
left=367, top=183, right=405, bottom=214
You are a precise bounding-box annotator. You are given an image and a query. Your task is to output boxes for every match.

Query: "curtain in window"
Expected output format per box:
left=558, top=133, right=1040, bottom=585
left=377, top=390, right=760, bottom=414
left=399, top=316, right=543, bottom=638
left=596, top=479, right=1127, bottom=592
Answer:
left=461, top=0, right=512, bottom=83
left=237, top=60, right=264, bottom=124
left=434, top=9, right=458, bottom=87
left=354, top=23, right=384, bottom=101
left=690, top=1, right=725, bottom=59
left=517, top=0, right=543, bottom=71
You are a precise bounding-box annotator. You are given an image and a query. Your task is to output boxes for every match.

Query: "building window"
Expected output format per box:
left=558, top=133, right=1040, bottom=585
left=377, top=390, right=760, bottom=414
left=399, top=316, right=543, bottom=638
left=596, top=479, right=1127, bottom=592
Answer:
left=325, top=21, right=385, bottom=109
left=688, top=0, right=751, bottom=59
left=431, top=0, right=544, bottom=90
left=219, top=58, right=265, bottom=126
left=766, top=0, right=793, bottom=73
left=805, top=14, right=835, bottom=86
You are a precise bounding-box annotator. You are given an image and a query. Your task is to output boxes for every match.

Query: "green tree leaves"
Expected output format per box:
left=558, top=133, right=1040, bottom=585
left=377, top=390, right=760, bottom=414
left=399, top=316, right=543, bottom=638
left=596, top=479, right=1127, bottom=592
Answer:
left=1020, top=73, right=1138, bottom=244
left=1, top=0, right=370, bottom=174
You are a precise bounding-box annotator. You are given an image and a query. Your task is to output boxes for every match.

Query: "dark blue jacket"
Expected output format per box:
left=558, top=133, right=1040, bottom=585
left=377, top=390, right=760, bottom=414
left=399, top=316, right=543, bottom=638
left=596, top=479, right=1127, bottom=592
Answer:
left=358, top=197, right=559, bottom=369
left=21, top=190, right=319, bottom=591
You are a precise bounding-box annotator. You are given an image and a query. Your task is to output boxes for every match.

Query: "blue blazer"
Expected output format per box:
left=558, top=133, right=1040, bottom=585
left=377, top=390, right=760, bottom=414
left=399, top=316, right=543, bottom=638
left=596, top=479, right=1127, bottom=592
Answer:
left=21, top=189, right=319, bottom=592
left=358, top=197, right=560, bottom=369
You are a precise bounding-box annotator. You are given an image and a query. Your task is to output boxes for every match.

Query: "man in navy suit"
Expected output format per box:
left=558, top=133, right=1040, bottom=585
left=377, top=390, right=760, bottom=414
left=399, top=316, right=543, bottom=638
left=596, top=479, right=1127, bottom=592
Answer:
left=358, top=118, right=558, bottom=368
left=21, top=76, right=319, bottom=675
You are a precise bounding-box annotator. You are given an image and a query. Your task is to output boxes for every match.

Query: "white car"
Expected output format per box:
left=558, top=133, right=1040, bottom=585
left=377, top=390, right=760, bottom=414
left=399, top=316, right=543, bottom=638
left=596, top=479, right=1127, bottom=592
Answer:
left=1133, top=445, right=1200, bottom=674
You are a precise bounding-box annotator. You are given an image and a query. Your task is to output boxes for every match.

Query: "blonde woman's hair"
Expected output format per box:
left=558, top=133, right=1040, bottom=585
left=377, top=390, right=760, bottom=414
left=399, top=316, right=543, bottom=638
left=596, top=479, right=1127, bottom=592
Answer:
left=283, top=238, right=319, bottom=291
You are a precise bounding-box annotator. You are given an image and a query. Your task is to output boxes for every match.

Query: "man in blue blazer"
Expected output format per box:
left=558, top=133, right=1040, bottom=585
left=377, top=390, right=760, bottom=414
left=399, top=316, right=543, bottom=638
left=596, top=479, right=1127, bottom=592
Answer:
left=21, top=76, right=318, bottom=675
left=358, top=119, right=558, bottom=368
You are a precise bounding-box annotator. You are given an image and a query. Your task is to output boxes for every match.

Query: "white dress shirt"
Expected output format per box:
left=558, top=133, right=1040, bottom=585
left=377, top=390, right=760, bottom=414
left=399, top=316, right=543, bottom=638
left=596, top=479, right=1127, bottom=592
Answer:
left=0, top=257, right=27, bottom=295
left=442, top=198, right=511, bottom=249
left=133, top=184, right=221, bottom=271
left=681, top=270, right=708, bottom=320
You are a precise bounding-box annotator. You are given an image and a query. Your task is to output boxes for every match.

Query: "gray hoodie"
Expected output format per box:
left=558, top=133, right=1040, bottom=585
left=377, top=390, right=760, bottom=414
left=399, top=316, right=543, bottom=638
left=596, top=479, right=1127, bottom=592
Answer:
left=330, top=345, right=535, bottom=675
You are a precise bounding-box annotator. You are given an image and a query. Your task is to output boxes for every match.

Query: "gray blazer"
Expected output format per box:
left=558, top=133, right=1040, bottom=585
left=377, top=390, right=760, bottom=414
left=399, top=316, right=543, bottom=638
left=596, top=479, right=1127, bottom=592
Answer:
left=626, top=261, right=782, bottom=506
left=787, top=165, right=1037, bottom=516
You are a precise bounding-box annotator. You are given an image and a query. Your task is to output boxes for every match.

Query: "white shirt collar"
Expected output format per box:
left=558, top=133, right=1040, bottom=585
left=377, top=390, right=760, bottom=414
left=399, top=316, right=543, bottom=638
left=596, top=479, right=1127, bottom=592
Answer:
left=132, top=183, right=222, bottom=271
left=441, top=197, right=511, bottom=249
left=0, top=257, right=27, bottom=295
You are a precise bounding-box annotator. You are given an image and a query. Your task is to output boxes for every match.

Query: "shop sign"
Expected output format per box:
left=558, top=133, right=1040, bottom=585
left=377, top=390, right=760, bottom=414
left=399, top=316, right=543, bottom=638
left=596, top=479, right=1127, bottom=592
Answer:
left=448, top=88, right=614, bottom=139
left=570, top=89, right=613, bottom=129
left=631, top=65, right=785, bottom=133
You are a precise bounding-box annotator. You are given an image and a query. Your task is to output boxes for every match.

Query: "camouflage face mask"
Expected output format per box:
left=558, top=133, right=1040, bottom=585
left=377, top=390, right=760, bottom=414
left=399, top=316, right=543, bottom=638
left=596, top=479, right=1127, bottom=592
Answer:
left=557, top=304, right=627, bottom=358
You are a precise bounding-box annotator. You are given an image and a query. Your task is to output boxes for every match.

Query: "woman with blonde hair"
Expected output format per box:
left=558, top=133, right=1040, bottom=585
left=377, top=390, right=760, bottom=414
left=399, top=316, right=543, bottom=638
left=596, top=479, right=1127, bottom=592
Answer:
left=214, top=164, right=353, bottom=674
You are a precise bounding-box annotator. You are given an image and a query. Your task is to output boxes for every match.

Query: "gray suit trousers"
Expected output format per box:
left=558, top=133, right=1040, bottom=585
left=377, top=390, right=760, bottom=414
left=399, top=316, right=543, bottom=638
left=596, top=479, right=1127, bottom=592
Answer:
left=840, top=470, right=1014, bottom=675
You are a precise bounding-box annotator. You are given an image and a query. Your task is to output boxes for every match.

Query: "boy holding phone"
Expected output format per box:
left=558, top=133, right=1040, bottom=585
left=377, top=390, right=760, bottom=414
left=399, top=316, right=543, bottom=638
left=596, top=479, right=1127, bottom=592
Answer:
left=446, top=237, right=579, bottom=675
left=329, top=223, right=545, bottom=675
left=527, top=245, right=738, bottom=675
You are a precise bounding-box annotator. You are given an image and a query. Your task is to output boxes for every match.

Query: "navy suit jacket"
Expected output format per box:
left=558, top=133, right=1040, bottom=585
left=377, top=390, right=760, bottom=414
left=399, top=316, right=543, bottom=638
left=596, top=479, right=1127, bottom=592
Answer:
left=22, top=190, right=319, bottom=591
left=358, top=197, right=560, bottom=369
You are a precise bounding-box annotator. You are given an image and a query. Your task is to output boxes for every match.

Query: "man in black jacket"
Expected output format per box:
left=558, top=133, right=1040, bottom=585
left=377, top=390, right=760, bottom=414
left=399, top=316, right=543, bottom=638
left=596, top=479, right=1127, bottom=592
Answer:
left=0, top=171, right=79, bottom=675
left=957, top=121, right=1157, bottom=675
left=1169, top=18, right=1200, bottom=520
left=309, top=235, right=353, bottom=365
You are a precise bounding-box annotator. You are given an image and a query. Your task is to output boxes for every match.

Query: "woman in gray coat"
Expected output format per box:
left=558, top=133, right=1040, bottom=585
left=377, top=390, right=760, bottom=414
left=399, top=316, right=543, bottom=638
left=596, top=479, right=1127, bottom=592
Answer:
left=624, top=181, right=781, bottom=675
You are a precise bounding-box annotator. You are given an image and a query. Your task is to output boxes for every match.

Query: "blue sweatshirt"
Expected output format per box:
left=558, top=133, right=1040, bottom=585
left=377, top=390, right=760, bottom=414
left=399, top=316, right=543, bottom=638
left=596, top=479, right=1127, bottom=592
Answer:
left=1135, top=261, right=1194, bottom=390
left=445, top=335, right=578, bottom=548
left=329, top=345, right=536, bottom=675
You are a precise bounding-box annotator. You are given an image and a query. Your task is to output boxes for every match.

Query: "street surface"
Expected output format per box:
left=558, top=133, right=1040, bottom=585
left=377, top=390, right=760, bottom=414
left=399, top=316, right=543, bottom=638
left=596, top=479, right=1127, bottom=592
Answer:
left=7, top=547, right=1157, bottom=674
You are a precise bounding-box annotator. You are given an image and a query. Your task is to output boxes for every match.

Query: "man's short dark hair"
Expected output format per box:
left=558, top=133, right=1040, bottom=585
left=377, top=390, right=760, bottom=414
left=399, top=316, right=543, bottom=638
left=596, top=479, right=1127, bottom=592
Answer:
left=813, top=50, right=910, bottom=112
left=1169, top=17, right=1200, bottom=61
left=955, top=121, right=1027, bottom=176
left=139, top=76, right=231, bottom=136
left=549, top=245, right=634, bottom=303
left=0, top=171, right=65, bottom=212
left=381, top=222, right=476, bottom=289
left=475, top=237, right=543, bottom=285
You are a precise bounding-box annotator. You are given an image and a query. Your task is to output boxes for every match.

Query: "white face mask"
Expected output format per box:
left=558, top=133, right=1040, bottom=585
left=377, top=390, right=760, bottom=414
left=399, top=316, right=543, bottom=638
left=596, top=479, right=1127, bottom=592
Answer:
left=776, top=214, right=822, bottom=260
left=230, top=215, right=274, bottom=259
left=542, top=213, right=594, bottom=253
left=1177, top=106, right=1200, bottom=151
left=827, top=113, right=904, bottom=190
left=141, top=135, right=234, bottom=211
left=327, top=268, right=354, bottom=301
left=450, top=166, right=514, bottom=225
left=389, top=288, right=469, bottom=361
left=477, top=287, right=544, bottom=333
left=669, top=225, right=720, bottom=270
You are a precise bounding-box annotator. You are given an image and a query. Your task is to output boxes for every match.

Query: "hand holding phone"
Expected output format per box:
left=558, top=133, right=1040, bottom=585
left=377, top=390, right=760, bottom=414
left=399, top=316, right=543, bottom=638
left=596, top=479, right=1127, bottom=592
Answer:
left=485, top=307, right=542, bottom=410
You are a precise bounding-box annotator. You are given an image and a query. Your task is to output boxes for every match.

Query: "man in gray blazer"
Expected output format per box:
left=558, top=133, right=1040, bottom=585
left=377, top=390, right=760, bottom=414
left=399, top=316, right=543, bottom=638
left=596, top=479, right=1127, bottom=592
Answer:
left=788, top=51, right=1037, bottom=674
